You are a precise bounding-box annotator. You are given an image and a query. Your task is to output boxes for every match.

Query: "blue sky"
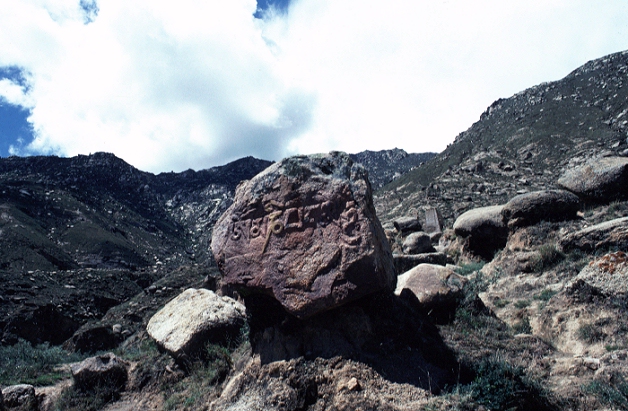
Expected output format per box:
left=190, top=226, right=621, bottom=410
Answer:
left=1, top=0, right=627, bottom=172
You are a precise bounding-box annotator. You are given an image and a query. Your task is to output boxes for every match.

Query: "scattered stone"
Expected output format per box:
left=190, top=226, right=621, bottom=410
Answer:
left=393, top=252, right=450, bottom=273
left=147, top=288, right=246, bottom=360
left=557, top=156, right=628, bottom=203
left=501, top=190, right=581, bottom=228
left=211, top=152, right=396, bottom=319
left=2, top=384, right=36, bottom=410
left=395, top=264, right=467, bottom=323
left=71, top=353, right=128, bottom=392
left=402, top=232, right=434, bottom=254
left=393, top=216, right=422, bottom=233
left=453, top=205, right=508, bottom=259
left=559, top=217, right=628, bottom=253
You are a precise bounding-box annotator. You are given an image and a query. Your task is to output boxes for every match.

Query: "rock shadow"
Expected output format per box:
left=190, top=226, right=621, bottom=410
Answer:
left=245, top=291, right=471, bottom=393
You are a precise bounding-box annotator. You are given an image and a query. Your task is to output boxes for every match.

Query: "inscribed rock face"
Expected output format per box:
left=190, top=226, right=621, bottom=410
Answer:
left=211, top=152, right=396, bottom=319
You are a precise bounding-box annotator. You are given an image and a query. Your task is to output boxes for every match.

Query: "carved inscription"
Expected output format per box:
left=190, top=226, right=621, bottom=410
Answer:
left=227, top=196, right=361, bottom=257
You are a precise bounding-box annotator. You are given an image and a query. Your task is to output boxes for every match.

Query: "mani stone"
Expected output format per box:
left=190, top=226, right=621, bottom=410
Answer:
left=423, top=207, right=443, bottom=234
left=557, top=156, right=628, bottom=203
left=211, top=152, right=396, bottom=319
left=147, top=289, right=246, bottom=360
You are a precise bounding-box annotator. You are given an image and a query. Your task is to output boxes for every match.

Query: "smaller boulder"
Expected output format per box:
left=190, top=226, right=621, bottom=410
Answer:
left=393, top=252, right=450, bottom=273
left=393, top=216, right=422, bottom=233
left=147, top=288, right=246, bottom=361
left=501, top=190, right=581, bottom=228
left=2, top=384, right=36, bottom=410
left=71, top=353, right=128, bottom=392
left=453, top=205, right=508, bottom=259
left=559, top=217, right=628, bottom=253
left=557, top=156, right=628, bottom=203
left=402, top=232, right=434, bottom=254
left=395, top=264, right=467, bottom=323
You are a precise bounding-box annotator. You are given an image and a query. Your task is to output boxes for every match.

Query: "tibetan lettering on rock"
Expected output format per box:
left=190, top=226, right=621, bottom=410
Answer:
left=211, top=152, right=396, bottom=319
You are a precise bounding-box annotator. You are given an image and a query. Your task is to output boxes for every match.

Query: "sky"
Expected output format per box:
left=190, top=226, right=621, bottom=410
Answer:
left=0, top=1, right=627, bottom=173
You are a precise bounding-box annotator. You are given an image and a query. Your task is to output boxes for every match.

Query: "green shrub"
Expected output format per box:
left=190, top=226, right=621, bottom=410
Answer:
left=512, top=317, right=532, bottom=335
left=53, top=383, right=120, bottom=411
left=514, top=299, right=531, bottom=309
left=577, top=323, right=605, bottom=344
left=533, top=244, right=565, bottom=272
left=162, top=342, right=235, bottom=410
left=0, top=339, right=83, bottom=386
left=583, top=376, right=628, bottom=410
left=534, top=289, right=557, bottom=302
left=455, top=262, right=486, bottom=276
left=461, top=359, right=553, bottom=411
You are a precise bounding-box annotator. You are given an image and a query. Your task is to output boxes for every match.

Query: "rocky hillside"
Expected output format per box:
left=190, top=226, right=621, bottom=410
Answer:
left=376, top=49, right=628, bottom=227
left=2, top=50, right=628, bottom=411
left=349, top=148, right=436, bottom=190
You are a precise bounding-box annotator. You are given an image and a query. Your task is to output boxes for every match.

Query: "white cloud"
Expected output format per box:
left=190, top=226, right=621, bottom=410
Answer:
left=1, top=0, right=627, bottom=172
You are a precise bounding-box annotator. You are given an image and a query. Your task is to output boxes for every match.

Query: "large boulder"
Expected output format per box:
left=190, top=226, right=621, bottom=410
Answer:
left=71, top=353, right=128, bottom=392
left=402, top=232, right=434, bottom=254
left=395, top=264, right=467, bottom=323
left=557, top=156, right=628, bottom=203
left=559, top=217, right=628, bottom=253
left=453, top=205, right=508, bottom=259
left=211, top=152, right=396, bottom=319
left=572, top=251, right=628, bottom=295
left=2, top=384, right=36, bottom=410
left=147, top=288, right=246, bottom=360
left=501, top=190, right=581, bottom=228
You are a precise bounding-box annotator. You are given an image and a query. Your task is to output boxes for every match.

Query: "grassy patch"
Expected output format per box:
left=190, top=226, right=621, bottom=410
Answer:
left=0, top=339, right=83, bottom=386
left=458, top=358, right=554, bottom=411
left=514, top=299, right=531, bottom=309
left=512, top=317, right=532, bottom=335
left=533, top=244, right=565, bottom=272
left=162, top=343, right=234, bottom=411
left=455, top=261, right=486, bottom=276
left=534, top=289, right=557, bottom=301
left=582, top=375, right=628, bottom=410
left=577, top=323, right=605, bottom=344
left=53, top=382, right=121, bottom=411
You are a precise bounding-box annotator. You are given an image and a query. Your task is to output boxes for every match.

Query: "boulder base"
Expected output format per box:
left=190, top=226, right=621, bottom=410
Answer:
left=211, top=152, right=396, bottom=319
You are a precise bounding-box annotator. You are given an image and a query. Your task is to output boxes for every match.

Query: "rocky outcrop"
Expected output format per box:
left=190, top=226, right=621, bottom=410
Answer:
left=559, top=217, right=628, bottom=252
left=453, top=205, right=508, bottom=259
left=211, top=152, right=396, bottom=319
left=147, top=288, right=246, bottom=360
left=573, top=251, right=628, bottom=295
left=501, top=190, right=581, bottom=228
left=395, top=264, right=467, bottom=323
left=557, top=157, right=628, bottom=203
left=1, top=384, right=36, bottom=410
left=71, top=353, right=128, bottom=391
left=402, top=232, right=434, bottom=254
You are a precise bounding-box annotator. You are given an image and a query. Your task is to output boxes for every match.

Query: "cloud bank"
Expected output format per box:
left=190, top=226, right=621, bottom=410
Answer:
left=0, top=0, right=627, bottom=172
